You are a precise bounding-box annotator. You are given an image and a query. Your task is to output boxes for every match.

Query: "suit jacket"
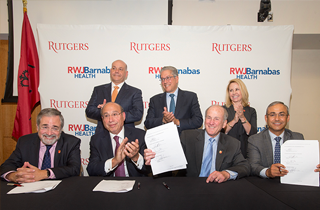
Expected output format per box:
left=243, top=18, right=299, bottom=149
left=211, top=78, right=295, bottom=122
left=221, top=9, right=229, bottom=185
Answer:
left=247, top=128, right=304, bottom=176
left=180, top=129, right=250, bottom=178
left=144, top=88, right=203, bottom=134
left=86, top=82, right=143, bottom=133
left=0, top=132, right=81, bottom=180
left=224, top=105, right=257, bottom=158
left=87, top=126, right=147, bottom=177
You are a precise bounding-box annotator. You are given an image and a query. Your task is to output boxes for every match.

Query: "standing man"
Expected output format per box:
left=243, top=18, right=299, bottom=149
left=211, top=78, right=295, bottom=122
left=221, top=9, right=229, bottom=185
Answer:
left=0, top=108, right=81, bottom=183
left=87, top=102, right=147, bottom=177
left=247, top=101, right=306, bottom=178
left=144, top=66, right=203, bottom=134
left=86, top=60, right=143, bottom=133
left=144, top=105, right=250, bottom=183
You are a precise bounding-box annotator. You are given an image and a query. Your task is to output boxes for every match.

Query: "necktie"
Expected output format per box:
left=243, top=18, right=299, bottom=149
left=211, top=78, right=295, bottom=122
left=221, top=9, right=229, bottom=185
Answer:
left=199, top=138, right=215, bottom=177
left=41, top=145, right=52, bottom=170
left=114, top=136, right=125, bottom=177
left=111, top=86, right=119, bottom=102
left=169, top=94, right=175, bottom=114
left=274, top=137, right=281, bottom=164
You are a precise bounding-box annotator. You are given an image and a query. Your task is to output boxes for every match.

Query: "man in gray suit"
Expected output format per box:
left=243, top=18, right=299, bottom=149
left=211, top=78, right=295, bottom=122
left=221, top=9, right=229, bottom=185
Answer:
left=144, top=105, right=250, bottom=183
left=247, top=101, right=305, bottom=178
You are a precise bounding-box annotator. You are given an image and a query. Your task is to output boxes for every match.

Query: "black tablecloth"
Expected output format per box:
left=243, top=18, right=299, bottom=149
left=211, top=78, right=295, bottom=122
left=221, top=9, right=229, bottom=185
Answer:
left=1, top=176, right=319, bottom=210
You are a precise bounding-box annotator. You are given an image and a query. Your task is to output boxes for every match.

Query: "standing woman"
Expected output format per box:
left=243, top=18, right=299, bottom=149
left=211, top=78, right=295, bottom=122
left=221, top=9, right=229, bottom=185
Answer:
left=224, top=78, right=257, bottom=158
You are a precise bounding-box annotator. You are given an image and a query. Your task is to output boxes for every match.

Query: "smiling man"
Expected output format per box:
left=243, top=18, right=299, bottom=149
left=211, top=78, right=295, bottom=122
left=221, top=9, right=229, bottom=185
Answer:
left=87, top=102, right=147, bottom=177
left=144, top=105, right=250, bottom=182
left=86, top=60, right=143, bottom=133
left=247, top=101, right=306, bottom=178
left=0, top=108, right=81, bottom=183
left=144, top=66, right=203, bottom=135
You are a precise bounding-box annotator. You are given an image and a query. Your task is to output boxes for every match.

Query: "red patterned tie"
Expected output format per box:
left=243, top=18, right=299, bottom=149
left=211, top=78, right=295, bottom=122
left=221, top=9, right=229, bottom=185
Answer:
left=114, top=136, right=125, bottom=177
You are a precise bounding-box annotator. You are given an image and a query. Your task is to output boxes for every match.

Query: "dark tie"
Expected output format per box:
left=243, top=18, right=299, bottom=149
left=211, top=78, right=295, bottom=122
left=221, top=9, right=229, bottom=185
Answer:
left=114, top=136, right=125, bottom=177
left=199, top=138, right=215, bottom=177
left=41, top=145, right=52, bottom=170
left=169, top=94, right=175, bottom=114
left=274, top=137, right=281, bottom=164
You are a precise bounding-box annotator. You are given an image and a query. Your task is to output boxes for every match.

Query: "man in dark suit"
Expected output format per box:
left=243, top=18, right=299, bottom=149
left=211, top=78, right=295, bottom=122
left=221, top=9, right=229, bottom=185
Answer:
left=247, top=101, right=308, bottom=178
left=0, top=108, right=81, bottom=183
left=86, top=60, right=143, bottom=133
left=144, top=105, right=250, bottom=183
left=87, top=102, right=147, bottom=177
left=144, top=66, right=203, bottom=135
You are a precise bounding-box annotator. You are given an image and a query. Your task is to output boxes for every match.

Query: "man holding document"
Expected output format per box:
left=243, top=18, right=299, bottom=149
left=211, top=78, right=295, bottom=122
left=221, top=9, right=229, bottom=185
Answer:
left=144, top=105, right=250, bottom=183
left=246, top=101, right=320, bottom=178
left=87, top=102, right=147, bottom=177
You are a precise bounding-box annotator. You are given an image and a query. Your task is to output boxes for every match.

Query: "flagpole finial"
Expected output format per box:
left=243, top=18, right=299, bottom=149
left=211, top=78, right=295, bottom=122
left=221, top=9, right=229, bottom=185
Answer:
left=23, top=0, right=27, bottom=13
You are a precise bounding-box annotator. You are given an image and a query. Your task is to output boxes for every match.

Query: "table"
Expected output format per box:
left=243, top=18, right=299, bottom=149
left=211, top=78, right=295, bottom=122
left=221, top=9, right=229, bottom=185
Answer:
left=1, top=176, right=319, bottom=210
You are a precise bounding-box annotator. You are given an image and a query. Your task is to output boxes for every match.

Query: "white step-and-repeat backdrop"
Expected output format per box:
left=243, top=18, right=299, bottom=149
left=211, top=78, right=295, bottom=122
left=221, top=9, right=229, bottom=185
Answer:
left=37, top=25, right=293, bottom=175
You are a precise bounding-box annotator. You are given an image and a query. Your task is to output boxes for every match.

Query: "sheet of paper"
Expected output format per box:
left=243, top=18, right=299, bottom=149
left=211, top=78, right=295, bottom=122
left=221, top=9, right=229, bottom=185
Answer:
left=7, top=180, right=61, bottom=194
left=281, top=140, right=319, bottom=187
left=145, top=122, right=187, bottom=175
left=93, top=180, right=135, bottom=193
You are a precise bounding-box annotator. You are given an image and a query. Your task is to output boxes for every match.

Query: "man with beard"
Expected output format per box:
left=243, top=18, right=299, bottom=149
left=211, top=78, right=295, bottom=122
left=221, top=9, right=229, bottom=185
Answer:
left=0, top=108, right=81, bottom=183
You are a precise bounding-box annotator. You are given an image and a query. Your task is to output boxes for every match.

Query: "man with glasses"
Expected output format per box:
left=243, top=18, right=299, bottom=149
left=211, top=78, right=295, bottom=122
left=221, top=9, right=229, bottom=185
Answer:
left=144, top=66, right=203, bottom=135
left=247, top=101, right=305, bottom=178
left=86, top=60, right=143, bottom=133
left=87, top=102, right=147, bottom=177
left=0, top=108, right=81, bottom=183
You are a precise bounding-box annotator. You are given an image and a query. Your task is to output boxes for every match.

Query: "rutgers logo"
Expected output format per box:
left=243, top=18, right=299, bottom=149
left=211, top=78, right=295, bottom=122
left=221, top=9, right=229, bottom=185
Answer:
left=212, top=43, right=252, bottom=55
left=130, top=42, right=170, bottom=54
left=48, top=41, right=89, bottom=53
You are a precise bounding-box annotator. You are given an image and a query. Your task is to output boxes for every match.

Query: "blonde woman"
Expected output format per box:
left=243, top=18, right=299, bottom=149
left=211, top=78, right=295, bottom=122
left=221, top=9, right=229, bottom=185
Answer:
left=224, top=79, right=257, bottom=158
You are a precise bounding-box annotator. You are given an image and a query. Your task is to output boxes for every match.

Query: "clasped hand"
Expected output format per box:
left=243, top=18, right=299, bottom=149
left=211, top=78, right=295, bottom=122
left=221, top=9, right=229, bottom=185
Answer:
left=7, top=162, right=47, bottom=183
left=113, top=138, right=140, bottom=167
left=162, top=107, right=179, bottom=126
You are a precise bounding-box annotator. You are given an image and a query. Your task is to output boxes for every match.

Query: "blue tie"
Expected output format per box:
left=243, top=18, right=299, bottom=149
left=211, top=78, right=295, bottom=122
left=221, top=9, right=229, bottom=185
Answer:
left=274, top=137, right=281, bottom=164
left=199, top=138, right=215, bottom=177
left=41, top=145, right=52, bottom=170
left=169, top=94, right=175, bottom=114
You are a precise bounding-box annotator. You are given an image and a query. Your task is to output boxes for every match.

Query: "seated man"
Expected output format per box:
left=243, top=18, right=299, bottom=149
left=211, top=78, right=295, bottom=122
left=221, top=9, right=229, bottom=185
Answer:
left=0, top=108, right=81, bottom=183
left=144, top=105, right=250, bottom=183
left=87, top=102, right=147, bottom=177
left=247, top=101, right=319, bottom=178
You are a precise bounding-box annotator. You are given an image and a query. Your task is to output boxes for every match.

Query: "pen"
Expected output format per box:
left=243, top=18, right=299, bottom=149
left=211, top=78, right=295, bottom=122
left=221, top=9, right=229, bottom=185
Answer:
left=162, top=182, right=170, bottom=190
left=7, top=183, right=23, bottom=187
left=138, top=182, right=140, bottom=190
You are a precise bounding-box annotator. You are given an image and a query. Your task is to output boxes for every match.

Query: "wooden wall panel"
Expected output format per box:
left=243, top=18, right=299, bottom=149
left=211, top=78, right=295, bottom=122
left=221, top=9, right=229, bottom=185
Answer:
left=0, top=40, right=41, bottom=165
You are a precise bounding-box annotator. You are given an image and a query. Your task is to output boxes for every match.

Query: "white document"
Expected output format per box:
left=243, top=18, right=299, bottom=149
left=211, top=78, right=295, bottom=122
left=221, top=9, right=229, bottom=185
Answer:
left=93, top=180, right=135, bottom=193
left=281, top=140, right=319, bottom=187
left=7, top=180, right=61, bottom=194
left=145, top=122, right=187, bottom=175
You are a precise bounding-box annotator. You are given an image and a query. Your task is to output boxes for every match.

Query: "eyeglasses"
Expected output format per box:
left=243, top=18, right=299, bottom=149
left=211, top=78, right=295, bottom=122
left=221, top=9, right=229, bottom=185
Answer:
left=103, top=112, right=122, bottom=119
left=267, top=112, right=288, bottom=118
left=160, top=76, right=176, bottom=82
left=40, top=125, right=60, bottom=132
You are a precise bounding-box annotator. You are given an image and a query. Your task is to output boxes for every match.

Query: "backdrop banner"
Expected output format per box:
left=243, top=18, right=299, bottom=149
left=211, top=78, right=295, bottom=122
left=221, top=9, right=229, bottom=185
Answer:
left=37, top=25, right=293, bottom=175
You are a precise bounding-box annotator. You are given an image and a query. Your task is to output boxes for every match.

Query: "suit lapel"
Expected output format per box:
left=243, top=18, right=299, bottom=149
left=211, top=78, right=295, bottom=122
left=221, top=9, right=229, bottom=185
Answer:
left=30, top=136, right=41, bottom=166
left=216, top=133, right=226, bottom=171
left=159, top=92, right=167, bottom=113
left=195, top=130, right=205, bottom=175
left=105, top=83, right=112, bottom=101
left=263, top=130, right=274, bottom=166
left=54, top=133, right=64, bottom=167
left=115, top=82, right=128, bottom=104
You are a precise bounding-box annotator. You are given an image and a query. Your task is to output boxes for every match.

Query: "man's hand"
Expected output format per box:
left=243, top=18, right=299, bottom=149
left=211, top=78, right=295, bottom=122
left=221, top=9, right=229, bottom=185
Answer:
left=144, top=149, right=156, bottom=165
left=266, top=163, right=288, bottom=178
left=112, top=137, right=128, bottom=168
left=206, top=171, right=230, bottom=183
left=163, top=107, right=180, bottom=126
left=314, top=164, right=320, bottom=172
left=97, top=99, right=107, bottom=109
left=124, top=139, right=140, bottom=163
left=6, top=162, right=47, bottom=183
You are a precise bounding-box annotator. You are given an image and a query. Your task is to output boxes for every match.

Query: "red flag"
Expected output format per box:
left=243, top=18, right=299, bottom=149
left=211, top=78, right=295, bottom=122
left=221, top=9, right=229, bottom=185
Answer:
left=12, top=12, right=40, bottom=140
